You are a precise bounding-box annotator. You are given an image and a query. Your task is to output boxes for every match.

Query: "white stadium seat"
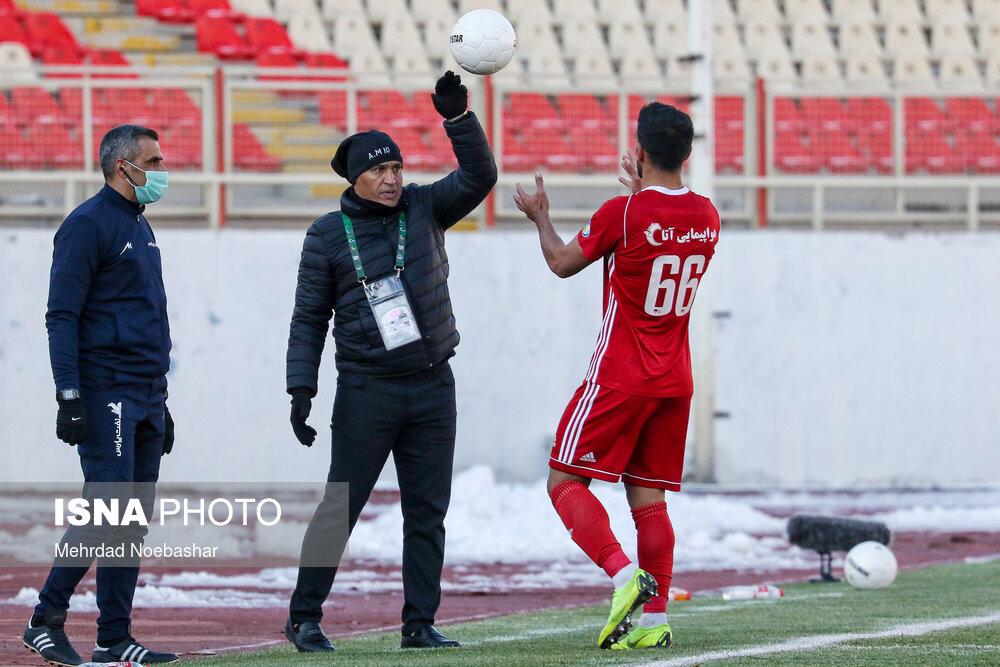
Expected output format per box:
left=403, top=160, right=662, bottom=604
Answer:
left=349, top=49, right=392, bottom=87
left=0, top=42, right=37, bottom=81
left=597, top=0, right=643, bottom=22
left=930, top=20, right=976, bottom=56
left=380, top=16, right=423, bottom=56
left=972, top=0, right=1000, bottom=19
left=506, top=0, right=553, bottom=24
left=573, top=52, right=617, bottom=87
left=607, top=18, right=652, bottom=58
left=620, top=52, right=665, bottom=91
left=411, top=0, right=454, bottom=19
left=844, top=53, right=890, bottom=91
left=799, top=55, right=846, bottom=91
left=713, top=52, right=754, bottom=85
left=755, top=52, right=797, bottom=92
left=421, top=14, right=456, bottom=60
left=322, top=0, right=365, bottom=20
left=783, top=0, right=830, bottom=21
left=458, top=0, right=502, bottom=14
left=513, top=19, right=562, bottom=56
left=653, top=19, right=690, bottom=59
left=366, top=0, right=409, bottom=23
left=790, top=20, right=837, bottom=57
left=333, top=13, right=380, bottom=54
left=938, top=53, right=985, bottom=91
left=561, top=18, right=608, bottom=58
left=876, top=0, right=923, bottom=20
left=274, top=0, right=320, bottom=21
left=986, top=55, right=1000, bottom=85
left=230, top=0, right=274, bottom=17
left=743, top=20, right=788, bottom=59
left=981, top=21, right=1000, bottom=56
left=392, top=49, right=435, bottom=86
left=737, top=0, right=782, bottom=20
left=924, top=0, right=972, bottom=21
left=884, top=20, right=929, bottom=57
left=644, top=0, right=687, bottom=22
left=830, top=0, right=876, bottom=22
left=838, top=20, right=883, bottom=55
left=287, top=13, right=333, bottom=51
left=712, top=21, right=746, bottom=56
left=552, top=0, right=598, bottom=24
left=892, top=54, right=937, bottom=89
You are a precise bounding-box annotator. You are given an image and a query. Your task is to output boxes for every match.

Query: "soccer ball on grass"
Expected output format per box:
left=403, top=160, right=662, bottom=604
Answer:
left=844, top=541, right=898, bottom=590
left=449, top=9, right=517, bottom=75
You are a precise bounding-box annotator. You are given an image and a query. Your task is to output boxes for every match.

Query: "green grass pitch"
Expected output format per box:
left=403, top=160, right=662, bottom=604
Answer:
left=191, top=559, right=1000, bottom=666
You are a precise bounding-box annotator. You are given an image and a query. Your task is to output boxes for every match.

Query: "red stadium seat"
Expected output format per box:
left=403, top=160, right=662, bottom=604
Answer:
left=98, top=88, right=157, bottom=128
left=135, top=0, right=196, bottom=23
left=0, top=14, right=32, bottom=50
left=567, top=126, right=618, bottom=173
left=89, top=48, right=135, bottom=76
left=187, top=0, right=240, bottom=19
left=774, top=129, right=820, bottom=173
left=23, top=11, right=85, bottom=57
left=905, top=129, right=964, bottom=174
left=944, top=97, right=1000, bottom=134
left=305, top=52, right=349, bottom=82
left=42, top=48, right=85, bottom=77
left=506, top=92, right=562, bottom=130
left=392, top=126, right=446, bottom=171
left=809, top=128, right=867, bottom=173
left=715, top=129, right=744, bottom=173
left=161, top=125, right=202, bottom=169
left=0, top=91, right=16, bottom=127
left=196, top=16, right=251, bottom=60
left=245, top=17, right=302, bottom=57
left=0, top=130, right=37, bottom=169
left=854, top=130, right=894, bottom=174
left=522, top=126, right=582, bottom=172
left=845, top=97, right=892, bottom=135
left=658, top=94, right=691, bottom=115
left=773, top=97, right=804, bottom=133
left=904, top=97, right=946, bottom=133
left=557, top=93, right=613, bottom=132
left=233, top=123, right=280, bottom=171
left=953, top=131, right=1000, bottom=173
left=715, top=96, right=744, bottom=132
left=799, top=97, right=850, bottom=132
left=29, top=122, right=83, bottom=169
left=0, top=0, right=19, bottom=13
left=11, top=86, right=67, bottom=126
left=149, top=88, right=202, bottom=127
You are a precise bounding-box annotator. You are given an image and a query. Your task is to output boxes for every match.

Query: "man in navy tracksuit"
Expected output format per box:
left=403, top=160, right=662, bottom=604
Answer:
left=23, top=125, right=179, bottom=666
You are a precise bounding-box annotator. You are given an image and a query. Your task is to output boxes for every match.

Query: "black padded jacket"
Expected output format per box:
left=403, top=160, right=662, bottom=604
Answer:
left=286, top=112, right=497, bottom=395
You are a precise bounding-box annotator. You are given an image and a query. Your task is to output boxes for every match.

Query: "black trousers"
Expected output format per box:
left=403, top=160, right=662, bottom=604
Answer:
left=290, top=362, right=457, bottom=634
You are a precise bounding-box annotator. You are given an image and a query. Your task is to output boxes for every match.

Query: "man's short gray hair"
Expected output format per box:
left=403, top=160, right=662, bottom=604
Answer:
left=99, top=124, right=159, bottom=180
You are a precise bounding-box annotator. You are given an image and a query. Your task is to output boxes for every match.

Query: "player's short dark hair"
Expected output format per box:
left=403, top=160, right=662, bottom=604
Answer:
left=636, top=102, right=693, bottom=172
left=99, top=124, right=159, bottom=179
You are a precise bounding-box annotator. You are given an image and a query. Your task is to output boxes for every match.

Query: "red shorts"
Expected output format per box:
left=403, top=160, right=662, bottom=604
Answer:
left=550, top=382, right=691, bottom=490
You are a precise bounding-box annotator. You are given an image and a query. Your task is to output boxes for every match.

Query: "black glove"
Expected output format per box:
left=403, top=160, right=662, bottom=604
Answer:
left=290, top=390, right=316, bottom=447
left=56, top=397, right=87, bottom=446
left=431, top=70, right=468, bottom=120
left=162, top=405, right=174, bottom=455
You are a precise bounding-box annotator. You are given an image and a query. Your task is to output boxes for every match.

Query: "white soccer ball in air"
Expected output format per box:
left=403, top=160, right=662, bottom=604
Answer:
left=450, top=9, right=517, bottom=75
left=844, top=541, right=898, bottom=590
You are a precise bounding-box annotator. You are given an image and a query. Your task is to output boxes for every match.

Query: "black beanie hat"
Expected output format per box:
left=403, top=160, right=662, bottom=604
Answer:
left=330, top=130, right=403, bottom=183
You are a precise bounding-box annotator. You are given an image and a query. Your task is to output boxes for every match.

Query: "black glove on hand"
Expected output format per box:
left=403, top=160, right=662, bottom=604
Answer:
left=56, top=397, right=87, bottom=446
left=290, top=391, right=317, bottom=447
left=162, top=405, right=174, bottom=455
left=431, top=70, right=468, bottom=120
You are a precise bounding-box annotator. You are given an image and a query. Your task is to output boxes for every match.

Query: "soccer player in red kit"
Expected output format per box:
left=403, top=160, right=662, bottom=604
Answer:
left=513, top=102, right=719, bottom=650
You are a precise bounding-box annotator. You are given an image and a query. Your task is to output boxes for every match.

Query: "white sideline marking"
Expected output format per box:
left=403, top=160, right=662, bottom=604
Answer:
left=641, top=612, right=1000, bottom=667
left=191, top=639, right=282, bottom=654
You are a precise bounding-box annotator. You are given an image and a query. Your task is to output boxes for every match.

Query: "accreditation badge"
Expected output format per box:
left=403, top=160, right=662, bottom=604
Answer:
left=364, top=274, right=421, bottom=350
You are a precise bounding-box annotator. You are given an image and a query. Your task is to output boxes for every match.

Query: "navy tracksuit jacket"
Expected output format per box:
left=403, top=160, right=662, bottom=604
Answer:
left=38, top=184, right=172, bottom=642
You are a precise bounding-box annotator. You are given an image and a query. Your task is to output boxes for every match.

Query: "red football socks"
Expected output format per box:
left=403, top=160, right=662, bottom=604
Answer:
left=632, top=501, right=674, bottom=614
left=550, top=480, right=631, bottom=578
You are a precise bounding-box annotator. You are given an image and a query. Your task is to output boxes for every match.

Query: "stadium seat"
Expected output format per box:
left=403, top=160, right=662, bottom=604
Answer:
left=931, top=20, right=976, bottom=56
left=620, top=53, right=666, bottom=91
left=652, top=19, right=690, bottom=60
left=391, top=50, right=434, bottom=86
left=784, top=0, right=830, bottom=20
left=894, top=55, right=937, bottom=89
left=905, top=96, right=947, bottom=132
left=305, top=51, right=348, bottom=76
left=160, top=125, right=202, bottom=169
left=321, top=0, right=365, bottom=19
left=421, top=14, right=455, bottom=59
left=844, top=53, right=890, bottom=91
left=521, top=52, right=570, bottom=83
left=830, top=0, right=876, bottom=21
left=884, top=21, right=929, bottom=58
left=552, top=0, right=598, bottom=24
left=349, top=49, right=392, bottom=87
left=230, top=0, right=274, bottom=17
left=714, top=54, right=753, bottom=85
left=876, top=0, right=923, bottom=20
left=506, top=0, right=553, bottom=23
left=925, top=0, right=972, bottom=20
left=233, top=123, right=281, bottom=171
left=715, top=96, right=744, bottom=131
left=0, top=42, right=36, bottom=81
left=381, top=16, right=423, bottom=57
left=256, top=49, right=299, bottom=76
left=953, top=130, right=1000, bottom=172
left=799, top=55, right=845, bottom=91
left=972, top=0, right=1000, bottom=18
left=150, top=88, right=202, bottom=127
left=712, top=21, right=745, bottom=57
left=800, top=97, right=850, bottom=132
left=987, top=56, right=1000, bottom=87
left=100, top=88, right=158, bottom=128
left=773, top=97, right=804, bottom=133
left=332, top=14, right=380, bottom=54
left=715, top=128, right=744, bottom=173
left=11, top=86, right=67, bottom=126
left=905, top=128, right=964, bottom=173
left=196, top=16, right=252, bottom=59
left=42, top=48, right=85, bottom=76
left=756, top=53, right=798, bottom=92
left=810, top=128, right=867, bottom=173
left=0, top=90, right=17, bottom=127
left=29, top=122, right=83, bottom=169
left=367, top=0, right=410, bottom=22
left=287, top=13, right=333, bottom=52
left=0, top=14, right=32, bottom=50
left=410, top=0, right=455, bottom=20
left=774, top=129, right=820, bottom=172
left=790, top=21, right=836, bottom=57
left=845, top=96, right=893, bottom=134
left=608, top=18, right=652, bottom=58
left=712, top=0, right=739, bottom=22
left=560, top=19, right=607, bottom=58
left=938, top=54, right=985, bottom=92
left=245, top=17, right=302, bottom=57
left=597, top=0, right=643, bottom=21
left=317, top=89, right=348, bottom=130
left=506, top=92, right=562, bottom=130
left=854, top=130, right=894, bottom=173
left=274, top=0, right=321, bottom=20
left=743, top=20, right=788, bottom=59
left=187, top=0, right=241, bottom=20
left=573, top=52, right=617, bottom=87
left=134, top=0, right=195, bottom=23
left=838, top=20, right=883, bottom=56
left=944, top=97, right=1000, bottom=133
left=566, top=126, right=618, bottom=173
left=737, top=0, right=782, bottom=20
left=982, top=22, right=1000, bottom=56
left=24, top=11, right=86, bottom=57
left=458, top=0, right=501, bottom=13
left=520, top=126, right=582, bottom=172
left=0, top=130, right=38, bottom=169
left=557, top=93, right=613, bottom=131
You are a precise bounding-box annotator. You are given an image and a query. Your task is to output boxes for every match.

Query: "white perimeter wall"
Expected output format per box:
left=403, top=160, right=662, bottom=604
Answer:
left=1, top=229, right=997, bottom=487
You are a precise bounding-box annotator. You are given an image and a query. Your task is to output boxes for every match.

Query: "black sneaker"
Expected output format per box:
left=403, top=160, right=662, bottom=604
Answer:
left=22, top=610, right=82, bottom=667
left=91, top=637, right=179, bottom=664
left=285, top=618, right=335, bottom=652
left=401, top=625, right=460, bottom=648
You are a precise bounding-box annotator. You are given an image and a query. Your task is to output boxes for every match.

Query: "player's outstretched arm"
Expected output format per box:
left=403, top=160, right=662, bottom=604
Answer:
left=513, top=172, right=591, bottom=279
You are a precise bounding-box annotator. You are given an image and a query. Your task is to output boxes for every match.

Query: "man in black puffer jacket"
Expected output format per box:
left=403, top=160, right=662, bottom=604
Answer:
left=283, top=71, right=497, bottom=653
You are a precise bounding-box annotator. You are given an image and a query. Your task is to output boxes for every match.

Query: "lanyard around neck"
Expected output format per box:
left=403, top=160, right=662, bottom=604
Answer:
left=341, top=211, right=407, bottom=284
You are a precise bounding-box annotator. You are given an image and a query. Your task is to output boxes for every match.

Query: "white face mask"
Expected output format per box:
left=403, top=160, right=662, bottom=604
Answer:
left=122, top=160, right=169, bottom=204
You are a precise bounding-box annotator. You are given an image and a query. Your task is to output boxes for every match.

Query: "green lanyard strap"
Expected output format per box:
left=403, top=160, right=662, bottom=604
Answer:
left=342, top=211, right=407, bottom=284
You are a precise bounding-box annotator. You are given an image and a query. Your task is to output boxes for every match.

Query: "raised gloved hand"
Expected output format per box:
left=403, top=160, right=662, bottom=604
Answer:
left=290, top=390, right=317, bottom=447
left=431, top=70, right=468, bottom=120
left=56, top=396, right=87, bottom=446
left=162, top=404, right=174, bottom=455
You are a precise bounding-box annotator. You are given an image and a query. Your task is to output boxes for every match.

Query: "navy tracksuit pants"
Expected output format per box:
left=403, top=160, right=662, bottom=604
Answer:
left=36, top=367, right=167, bottom=643
left=289, top=362, right=457, bottom=635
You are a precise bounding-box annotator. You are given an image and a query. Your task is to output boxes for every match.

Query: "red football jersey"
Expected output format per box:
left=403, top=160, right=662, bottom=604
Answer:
left=577, top=186, right=720, bottom=397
